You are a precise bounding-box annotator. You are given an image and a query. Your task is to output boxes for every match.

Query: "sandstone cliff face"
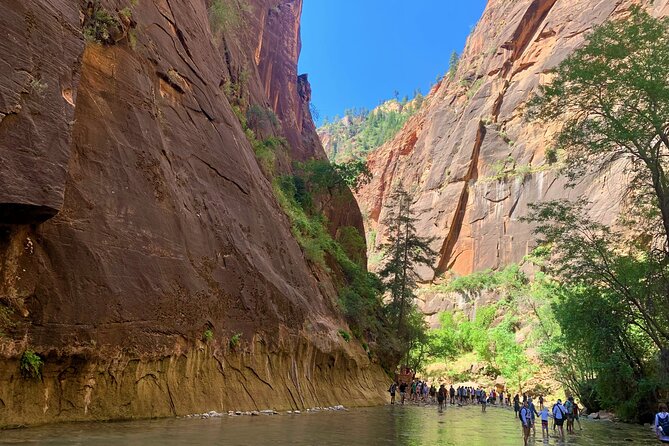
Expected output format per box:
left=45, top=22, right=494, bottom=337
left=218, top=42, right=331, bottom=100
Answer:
left=359, top=0, right=669, bottom=282
left=0, top=0, right=382, bottom=426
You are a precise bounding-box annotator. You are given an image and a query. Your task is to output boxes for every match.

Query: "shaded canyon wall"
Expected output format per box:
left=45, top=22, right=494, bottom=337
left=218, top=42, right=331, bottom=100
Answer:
left=0, top=0, right=383, bottom=427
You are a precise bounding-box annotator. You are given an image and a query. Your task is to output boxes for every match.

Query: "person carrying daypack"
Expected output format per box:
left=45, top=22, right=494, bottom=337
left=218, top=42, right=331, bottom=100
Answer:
left=388, top=382, right=397, bottom=405
left=437, top=384, right=446, bottom=412
left=553, top=399, right=567, bottom=439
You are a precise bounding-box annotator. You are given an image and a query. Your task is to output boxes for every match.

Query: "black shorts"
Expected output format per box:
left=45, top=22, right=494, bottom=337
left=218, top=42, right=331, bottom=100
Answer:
left=555, top=418, right=564, bottom=426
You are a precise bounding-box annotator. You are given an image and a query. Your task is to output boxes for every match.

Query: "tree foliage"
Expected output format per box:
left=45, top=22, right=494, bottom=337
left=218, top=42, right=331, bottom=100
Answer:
left=529, top=7, right=669, bottom=248
left=379, top=186, right=436, bottom=336
left=377, top=186, right=436, bottom=366
left=526, top=8, right=669, bottom=421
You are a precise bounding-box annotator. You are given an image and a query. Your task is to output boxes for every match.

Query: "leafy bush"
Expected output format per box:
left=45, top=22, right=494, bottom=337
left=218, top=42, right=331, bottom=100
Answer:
left=252, top=136, right=285, bottom=175
left=209, top=0, right=250, bottom=33
left=229, top=333, right=242, bottom=350
left=203, top=329, right=214, bottom=343
left=247, top=104, right=279, bottom=129
left=83, top=5, right=120, bottom=44
left=338, top=329, right=351, bottom=342
left=20, top=349, right=43, bottom=379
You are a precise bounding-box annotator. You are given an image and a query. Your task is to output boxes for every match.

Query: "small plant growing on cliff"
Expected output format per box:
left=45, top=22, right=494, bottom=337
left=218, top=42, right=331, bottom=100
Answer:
left=29, top=78, right=47, bottom=97
left=338, top=329, right=351, bottom=342
left=229, top=332, right=242, bottom=350
left=203, top=329, right=214, bottom=343
left=209, top=0, right=250, bottom=33
left=20, top=349, right=43, bottom=379
left=83, top=3, right=119, bottom=44
left=83, top=1, right=136, bottom=46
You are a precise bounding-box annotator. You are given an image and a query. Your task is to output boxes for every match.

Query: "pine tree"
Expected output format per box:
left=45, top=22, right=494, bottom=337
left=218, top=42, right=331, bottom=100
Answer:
left=378, top=185, right=437, bottom=339
left=448, top=50, right=460, bottom=79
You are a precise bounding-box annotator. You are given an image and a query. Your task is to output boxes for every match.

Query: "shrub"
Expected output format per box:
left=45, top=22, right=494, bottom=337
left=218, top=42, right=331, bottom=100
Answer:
left=229, top=332, right=242, bottom=349
left=338, top=329, right=351, bottom=342
left=20, top=349, right=43, bottom=379
left=247, top=104, right=279, bottom=128
left=203, top=329, right=214, bottom=343
left=209, top=0, right=250, bottom=33
left=83, top=6, right=119, bottom=44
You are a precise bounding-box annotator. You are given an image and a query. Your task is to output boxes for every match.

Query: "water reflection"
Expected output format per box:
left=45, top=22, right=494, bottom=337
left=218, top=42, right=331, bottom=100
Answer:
left=0, top=405, right=657, bottom=445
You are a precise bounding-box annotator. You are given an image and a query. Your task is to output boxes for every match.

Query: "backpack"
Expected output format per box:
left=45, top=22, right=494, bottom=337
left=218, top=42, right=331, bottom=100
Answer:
left=519, top=407, right=527, bottom=422
left=659, top=413, right=669, bottom=433
left=553, top=404, right=565, bottom=419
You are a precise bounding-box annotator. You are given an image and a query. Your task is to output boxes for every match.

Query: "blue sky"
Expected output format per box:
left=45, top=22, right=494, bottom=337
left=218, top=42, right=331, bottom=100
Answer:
left=298, top=0, right=488, bottom=124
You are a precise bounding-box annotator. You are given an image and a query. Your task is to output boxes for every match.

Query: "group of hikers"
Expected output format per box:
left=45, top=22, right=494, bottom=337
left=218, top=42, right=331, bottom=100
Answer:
left=516, top=394, right=581, bottom=446
left=388, top=377, right=669, bottom=444
left=387, top=379, right=585, bottom=445
left=388, top=380, right=533, bottom=412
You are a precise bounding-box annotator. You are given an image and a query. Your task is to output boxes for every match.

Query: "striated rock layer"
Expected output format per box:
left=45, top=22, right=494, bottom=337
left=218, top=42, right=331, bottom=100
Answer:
left=359, top=0, right=669, bottom=283
left=0, top=0, right=383, bottom=427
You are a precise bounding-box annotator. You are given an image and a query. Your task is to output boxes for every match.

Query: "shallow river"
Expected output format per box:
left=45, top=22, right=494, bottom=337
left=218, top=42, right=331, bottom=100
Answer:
left=0, top=404, right=658, bottom=445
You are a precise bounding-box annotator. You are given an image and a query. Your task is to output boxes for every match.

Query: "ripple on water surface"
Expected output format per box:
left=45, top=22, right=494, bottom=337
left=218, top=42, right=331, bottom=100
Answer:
left=0, top=405, right=659, bottom=446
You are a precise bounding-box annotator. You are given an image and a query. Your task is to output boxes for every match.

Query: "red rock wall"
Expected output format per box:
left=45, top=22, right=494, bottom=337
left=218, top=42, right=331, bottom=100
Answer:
left=0, top=0, right=381, bottom=426
left=359, top=0, right=669, bottom=280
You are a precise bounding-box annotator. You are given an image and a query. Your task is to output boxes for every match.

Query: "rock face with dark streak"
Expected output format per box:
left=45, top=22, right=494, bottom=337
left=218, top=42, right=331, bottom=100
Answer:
left=0, top=0, right=381, bottom=427
left=359, top=0, right=669, bottom=282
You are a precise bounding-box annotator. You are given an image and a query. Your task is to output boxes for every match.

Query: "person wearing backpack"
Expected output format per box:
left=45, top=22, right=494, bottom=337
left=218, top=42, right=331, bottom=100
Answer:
left=437, top=384, right=447, bottom=412
left=519, top=400, right=531, bottom=446
left=655, top=403, right=669, bottom=443
left=552, top=399, right=567, bottom=439
left=564, top=396, right=574, bottom=433
left=399, top=381, right=408, bottom=405
left=388, top=382, right=397, bottom=405
left=528, top=397, right=539, bottom=435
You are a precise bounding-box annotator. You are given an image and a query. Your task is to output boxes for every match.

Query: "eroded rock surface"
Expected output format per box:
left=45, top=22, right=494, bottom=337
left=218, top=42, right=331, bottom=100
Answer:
left=0, top=0, right=382, bottom=426
left=359, top=0, right=669, bottom=282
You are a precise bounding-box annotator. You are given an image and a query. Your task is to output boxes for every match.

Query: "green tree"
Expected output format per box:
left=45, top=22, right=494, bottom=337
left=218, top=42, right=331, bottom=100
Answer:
left=448, top=51, right=460, bottom=78
left=529, top=7, right=669, bottom=246
left=378, top=185, right=436, bottom=340
left=527, top=8, right=669, bottom=420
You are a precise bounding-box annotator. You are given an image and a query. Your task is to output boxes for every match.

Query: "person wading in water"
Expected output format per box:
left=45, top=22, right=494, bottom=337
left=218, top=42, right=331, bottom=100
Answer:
left=519, top=400, right=531, bottom=446
left=553, top=399, right=567, bottom=439
left=388, top=382, right=397, bottom=405
left=437, top=384, right=446, bottom=412
left=399, top=382, right=408, bottom=405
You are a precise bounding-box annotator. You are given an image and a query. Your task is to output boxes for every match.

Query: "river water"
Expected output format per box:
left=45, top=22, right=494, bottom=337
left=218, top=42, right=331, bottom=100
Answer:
left=0, top=404, right=658, bottom=445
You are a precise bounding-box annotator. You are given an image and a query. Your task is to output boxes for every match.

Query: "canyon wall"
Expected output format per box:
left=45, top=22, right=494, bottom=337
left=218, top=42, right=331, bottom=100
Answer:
left=359, top=0, right=669, bottom=283
left=0, top=0, right=383, bottom=427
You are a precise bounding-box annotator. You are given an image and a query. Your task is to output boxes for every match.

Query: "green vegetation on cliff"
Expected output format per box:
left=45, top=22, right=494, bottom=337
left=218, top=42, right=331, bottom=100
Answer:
left=319, top=94, right=424, bottom=163
left=273, top=160, right=402, bottom=368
